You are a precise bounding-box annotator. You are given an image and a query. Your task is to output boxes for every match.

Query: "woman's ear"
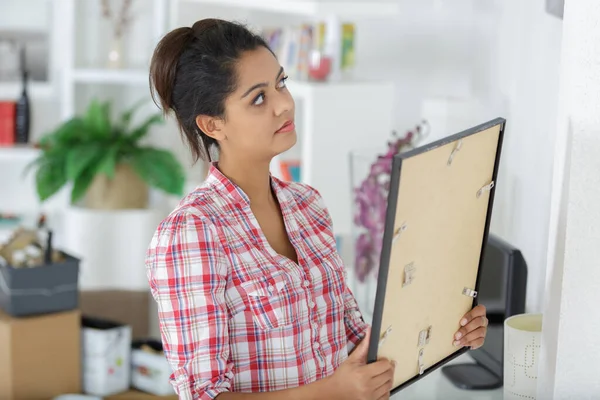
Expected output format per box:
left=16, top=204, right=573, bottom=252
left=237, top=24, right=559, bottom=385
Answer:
left=196, top=115, right=225, bottom=141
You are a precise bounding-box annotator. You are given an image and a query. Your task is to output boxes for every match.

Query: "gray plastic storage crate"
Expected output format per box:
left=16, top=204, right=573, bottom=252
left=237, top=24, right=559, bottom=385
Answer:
left=0, top=253, right=80, bottom=317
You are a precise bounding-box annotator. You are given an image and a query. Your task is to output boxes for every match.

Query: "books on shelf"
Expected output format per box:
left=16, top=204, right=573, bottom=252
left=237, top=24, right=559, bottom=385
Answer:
left=262, top=24, right=312, bottom=81
left=261, top=21, right=356, bottom=82
left=278, top=159, right=302, bottom=182
left=0, top=102, right=16, bottom=146
left=341, top=23, right=356, bottom=72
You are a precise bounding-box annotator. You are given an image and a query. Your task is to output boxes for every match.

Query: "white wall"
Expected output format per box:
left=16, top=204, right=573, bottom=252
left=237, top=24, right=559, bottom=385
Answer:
left=481, top=0, right=562, bottom=313
left=537, top=0, right=600, bottom=397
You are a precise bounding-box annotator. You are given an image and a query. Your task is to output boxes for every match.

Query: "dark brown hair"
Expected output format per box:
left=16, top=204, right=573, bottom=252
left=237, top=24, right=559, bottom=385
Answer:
left=149, top=19, right=270, bottom=162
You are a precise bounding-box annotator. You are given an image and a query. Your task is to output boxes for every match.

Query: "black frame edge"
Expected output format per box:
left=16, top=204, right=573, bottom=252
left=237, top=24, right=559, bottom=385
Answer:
left=472, top=119, right=506, bottom=310
left=400, top=117, right=506, bottom=162
left=367, top=154, right=403, bottom=364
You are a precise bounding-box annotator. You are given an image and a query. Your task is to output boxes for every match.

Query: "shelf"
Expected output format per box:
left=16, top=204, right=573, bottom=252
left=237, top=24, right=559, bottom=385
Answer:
left=69, top=70, right=391, bottom=101
left=72, top=68, right=149, bottom=86
left=286, top=78, right=392, bottom=100
left=0, top=82, right=54, bottom=100
left=0, top=146, right=41, bottom=162
left=179, top=0, right=399, bottom=17
left=71, top=69, right=387, bottom=97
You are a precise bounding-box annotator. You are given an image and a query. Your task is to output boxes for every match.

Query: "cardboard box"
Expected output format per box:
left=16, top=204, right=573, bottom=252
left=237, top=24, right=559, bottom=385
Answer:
left=0, top=309, right=81, bottom=400
left=82, top=317, right=131, bottom=397
left=79, top=290, right=150, bottom=339
left=131, top=339, right=175, bottom=396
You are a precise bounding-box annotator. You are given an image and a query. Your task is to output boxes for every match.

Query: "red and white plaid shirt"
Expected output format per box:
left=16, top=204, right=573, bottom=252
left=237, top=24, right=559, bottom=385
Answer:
left=146, top=164, right=367, bottom=399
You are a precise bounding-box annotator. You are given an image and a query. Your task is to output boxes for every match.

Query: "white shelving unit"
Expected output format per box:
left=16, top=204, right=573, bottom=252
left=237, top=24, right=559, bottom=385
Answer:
left=0, top=145, right=40, bottom=161
left=49, top=0, right=174, bottom=294
left=0, top=82, right=55, bottom=100
left=0, top=0, right=57, bottom=102
left=174, top=0, right=399, bottom=17
left=72, top=68, right=150, bottom=86
left=59, top=0, right=169, bottom=119
left=1, top=0, right=169, bottom=217
left=0, top=145, right=69, bottom=217
left=282, top=79, right=395, bottom=235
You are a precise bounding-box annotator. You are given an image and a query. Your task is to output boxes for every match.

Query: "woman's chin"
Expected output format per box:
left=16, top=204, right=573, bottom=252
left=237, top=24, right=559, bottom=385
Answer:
left=273, top=130, right=297, bottom=150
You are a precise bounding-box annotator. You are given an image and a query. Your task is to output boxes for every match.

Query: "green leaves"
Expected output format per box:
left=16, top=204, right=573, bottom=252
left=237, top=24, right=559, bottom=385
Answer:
left=35, top=156, right=67, bottom=201
left=96, top=146, right=119, bottom=179
left=131, top=148, right=185, bottom=196
left=66, top=144, right=104, bottom=181
left=30, top=97, right=185, bottom=206
left=85, top=99, right=112, bottom=140
left=39, top=118, right=86, bottom=150
left=119, top=97, right=147, bottom=131
left=71, top=166, right=97, bottom=204
left=129, top=114, right=164, bottom=142
left=62, top=144, right=105, bottom=203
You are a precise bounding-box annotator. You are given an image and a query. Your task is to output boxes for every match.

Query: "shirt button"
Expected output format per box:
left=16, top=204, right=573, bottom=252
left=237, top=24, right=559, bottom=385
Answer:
left=313, top=342, right=320, bottom=350
left=309, top=301, right=316, bottom=308
left=267, top=285, right=274, bottom=293
left=303, top=280, right=310, bottom=288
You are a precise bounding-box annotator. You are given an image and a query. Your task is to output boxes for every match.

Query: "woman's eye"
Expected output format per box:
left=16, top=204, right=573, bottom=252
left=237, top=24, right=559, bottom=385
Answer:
left=277, top=75, right=289, bottom=89
left=253, top=93, right=265, bottom=106
left=252, top=76, right=287, bottom=106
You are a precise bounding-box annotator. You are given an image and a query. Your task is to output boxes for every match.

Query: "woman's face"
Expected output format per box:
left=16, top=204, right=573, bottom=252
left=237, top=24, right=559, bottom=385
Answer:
left=214, top=46, right=297, bottom=163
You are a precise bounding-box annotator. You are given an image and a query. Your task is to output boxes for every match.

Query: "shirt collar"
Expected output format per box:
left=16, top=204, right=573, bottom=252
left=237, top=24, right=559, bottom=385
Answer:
left=205, top=162, right=251, bottom=207
left=205, top=162, right=293, bottom=207
left=204, top=162, right=298, bottom=227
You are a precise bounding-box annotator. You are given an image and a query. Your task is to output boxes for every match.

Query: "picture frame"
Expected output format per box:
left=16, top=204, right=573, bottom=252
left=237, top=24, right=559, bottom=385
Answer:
left=366, top=118, right=506, bottom=395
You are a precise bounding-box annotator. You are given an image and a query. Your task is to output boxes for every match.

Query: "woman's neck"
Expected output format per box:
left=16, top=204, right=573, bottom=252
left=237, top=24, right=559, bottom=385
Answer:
left=216, top=154, right=275, bottom=206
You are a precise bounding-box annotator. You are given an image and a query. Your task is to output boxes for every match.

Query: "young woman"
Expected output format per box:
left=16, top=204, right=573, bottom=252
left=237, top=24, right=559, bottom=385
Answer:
left=146, top=18, right=488, bottom=400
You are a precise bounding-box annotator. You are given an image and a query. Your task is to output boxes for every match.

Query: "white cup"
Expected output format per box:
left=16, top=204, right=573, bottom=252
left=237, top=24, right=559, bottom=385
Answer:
left=503, top=313, right=543, bottom=400
left=53, top=395, right=102, bottom=400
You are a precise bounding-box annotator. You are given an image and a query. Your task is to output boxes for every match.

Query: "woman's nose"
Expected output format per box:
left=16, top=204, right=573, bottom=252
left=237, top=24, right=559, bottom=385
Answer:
left=273, top=90, right=295, bottom=117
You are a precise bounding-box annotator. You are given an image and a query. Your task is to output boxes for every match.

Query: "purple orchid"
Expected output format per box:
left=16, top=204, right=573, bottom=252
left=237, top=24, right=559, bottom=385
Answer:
left=351, top=123, right=424, bottom=282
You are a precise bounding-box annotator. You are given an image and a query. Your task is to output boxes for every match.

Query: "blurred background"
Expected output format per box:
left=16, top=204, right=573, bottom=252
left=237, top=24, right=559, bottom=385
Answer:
left=0, top=0, right=564, bottom=398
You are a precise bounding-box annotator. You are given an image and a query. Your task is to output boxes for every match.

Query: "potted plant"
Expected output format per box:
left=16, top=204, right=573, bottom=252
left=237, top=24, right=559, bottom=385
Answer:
left=30, top=98, right=185, bottom=210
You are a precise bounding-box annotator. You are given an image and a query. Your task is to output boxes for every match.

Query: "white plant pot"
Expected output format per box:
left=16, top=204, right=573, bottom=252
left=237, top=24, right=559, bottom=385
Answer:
left=57, top=206, right=166, bottom=291
left=504, top=313, right=543, bottom=400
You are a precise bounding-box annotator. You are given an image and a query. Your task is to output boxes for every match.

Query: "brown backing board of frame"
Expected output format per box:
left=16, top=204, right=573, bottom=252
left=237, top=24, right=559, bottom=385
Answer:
left=366, top=118, right=506, bottom=395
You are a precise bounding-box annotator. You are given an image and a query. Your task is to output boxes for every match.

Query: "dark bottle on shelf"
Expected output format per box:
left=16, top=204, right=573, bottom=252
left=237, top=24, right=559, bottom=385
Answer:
left=15, top=45, right=30, bottom=144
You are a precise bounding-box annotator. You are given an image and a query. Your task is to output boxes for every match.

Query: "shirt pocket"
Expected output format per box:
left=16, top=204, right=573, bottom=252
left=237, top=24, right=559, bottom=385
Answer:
left=240, top=272, right=296, bottom=330
left=321, top=250, right=347, bottom=299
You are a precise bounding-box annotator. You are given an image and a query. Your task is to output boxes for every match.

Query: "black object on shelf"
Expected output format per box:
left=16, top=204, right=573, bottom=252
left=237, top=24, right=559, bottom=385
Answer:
left=15, top=45, right=30, bottom=144
left=441, top=234, right=528, bottom=390
left=44, top=230, right=53, bottom=264
left=132, top=338, right=164, bottom=352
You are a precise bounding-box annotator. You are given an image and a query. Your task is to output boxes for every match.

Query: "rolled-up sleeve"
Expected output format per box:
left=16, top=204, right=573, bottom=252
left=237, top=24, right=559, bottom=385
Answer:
left=146, top=212, right=232, bottom=400
left=343, top=284, right=368, bottom=353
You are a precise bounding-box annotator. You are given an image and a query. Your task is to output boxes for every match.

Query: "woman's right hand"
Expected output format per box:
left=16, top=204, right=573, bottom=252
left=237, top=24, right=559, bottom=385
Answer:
left=328, top=328, right=396, bottom=400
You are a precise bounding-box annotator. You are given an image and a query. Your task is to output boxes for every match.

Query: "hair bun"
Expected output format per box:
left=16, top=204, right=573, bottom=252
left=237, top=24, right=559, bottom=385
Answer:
left=191, top=18, right=221, bottom=37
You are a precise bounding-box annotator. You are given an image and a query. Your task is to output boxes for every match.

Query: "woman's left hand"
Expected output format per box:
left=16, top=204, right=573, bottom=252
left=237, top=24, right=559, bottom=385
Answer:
left=453, top=305, right=488, bottom=350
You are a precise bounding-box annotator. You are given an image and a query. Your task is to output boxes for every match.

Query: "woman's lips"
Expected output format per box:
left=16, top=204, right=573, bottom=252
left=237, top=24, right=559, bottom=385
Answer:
left=276, top=121, right=295, bottom=134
